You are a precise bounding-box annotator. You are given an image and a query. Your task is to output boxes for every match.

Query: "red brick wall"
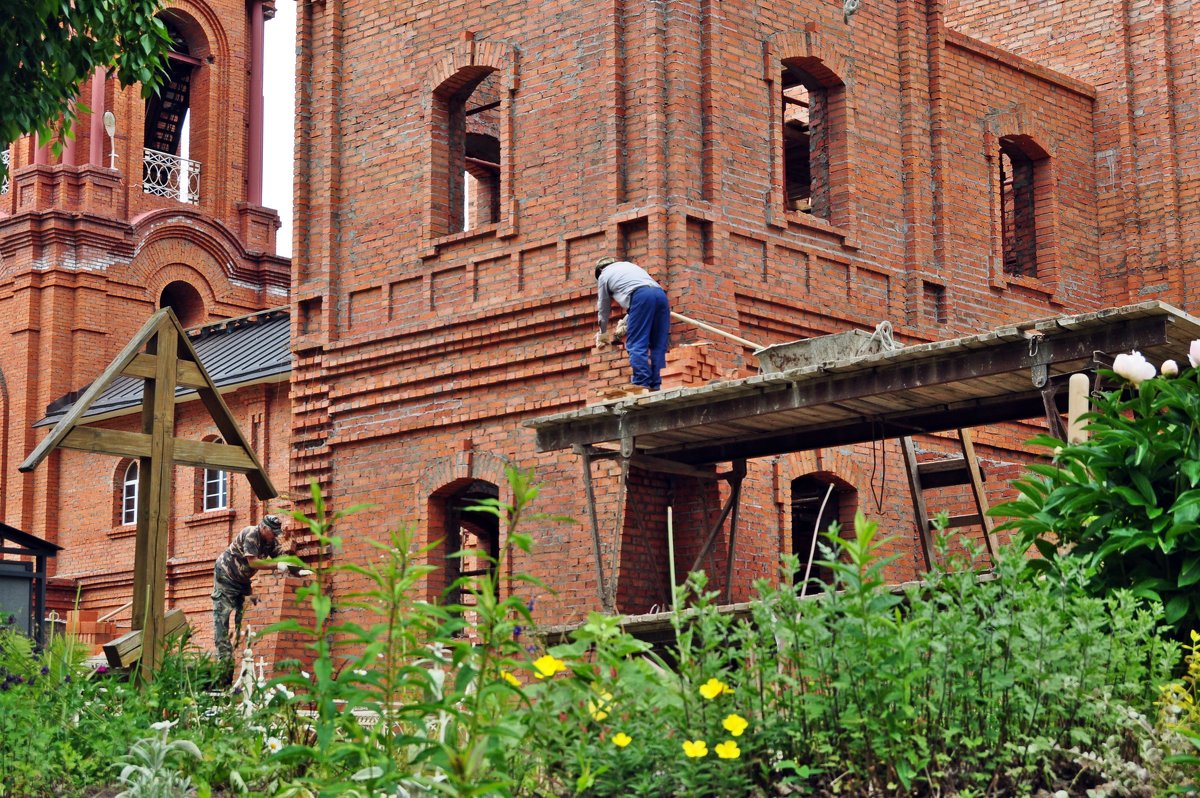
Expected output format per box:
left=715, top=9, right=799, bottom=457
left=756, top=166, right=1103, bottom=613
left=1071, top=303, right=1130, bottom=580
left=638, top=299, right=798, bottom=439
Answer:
left=289, top=0, right=1118, bottom=630
left=946, top=0, right=1200, bottom=313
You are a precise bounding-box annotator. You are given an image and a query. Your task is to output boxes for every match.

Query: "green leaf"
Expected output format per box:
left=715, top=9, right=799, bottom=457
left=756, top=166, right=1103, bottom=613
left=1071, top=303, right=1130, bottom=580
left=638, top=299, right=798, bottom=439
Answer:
left=1179, top=555, right=1200, bottom=588
left=1165, top=594, right=1191, bottom=625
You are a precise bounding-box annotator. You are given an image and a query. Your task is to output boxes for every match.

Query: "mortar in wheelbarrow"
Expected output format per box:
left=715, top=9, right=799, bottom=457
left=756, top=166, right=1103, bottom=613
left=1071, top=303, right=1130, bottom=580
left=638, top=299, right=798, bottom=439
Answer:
left=753, top=329, right=886, bottom=374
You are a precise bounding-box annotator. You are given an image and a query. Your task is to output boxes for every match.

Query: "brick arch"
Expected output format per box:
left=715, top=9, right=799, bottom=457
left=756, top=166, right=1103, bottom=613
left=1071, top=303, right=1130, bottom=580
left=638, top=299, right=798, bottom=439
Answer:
left=127, top=247, right=222, bottom=319
left=773, top=447, right=869, bottom=506
left=427, top=37, right=518, bottom=98
left=769, top=29, right=853, bottom=87
left=415, top=448, right=513, bottom=600
left=160, top=1, right=231, bottom=63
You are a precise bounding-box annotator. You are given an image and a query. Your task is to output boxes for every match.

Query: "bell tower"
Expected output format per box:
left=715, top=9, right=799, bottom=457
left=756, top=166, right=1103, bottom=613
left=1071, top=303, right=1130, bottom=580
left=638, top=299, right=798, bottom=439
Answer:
left=0, top=0, right=289, bottom=539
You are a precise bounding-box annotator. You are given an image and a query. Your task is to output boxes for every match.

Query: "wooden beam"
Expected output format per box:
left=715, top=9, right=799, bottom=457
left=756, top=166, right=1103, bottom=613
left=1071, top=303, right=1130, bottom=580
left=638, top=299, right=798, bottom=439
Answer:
left=121, top=352, right=207, bottom=388
left=19, top=310, right=175, bottom=473
left=173, top=439, right=260, bottom=472
left=61, top=427, right=151, bottom=459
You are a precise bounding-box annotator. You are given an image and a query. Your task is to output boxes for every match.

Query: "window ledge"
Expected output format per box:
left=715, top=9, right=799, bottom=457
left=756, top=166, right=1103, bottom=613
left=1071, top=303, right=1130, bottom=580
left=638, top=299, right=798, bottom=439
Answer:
left=423, top=223, right=498, bottom=259
left=108, top=524, right=137, bottom=540
left=783, top=210, right=854, bottom=246
left=992, top=271, right=1054, bottom=297
left=184, top=509, right=237, bottom=528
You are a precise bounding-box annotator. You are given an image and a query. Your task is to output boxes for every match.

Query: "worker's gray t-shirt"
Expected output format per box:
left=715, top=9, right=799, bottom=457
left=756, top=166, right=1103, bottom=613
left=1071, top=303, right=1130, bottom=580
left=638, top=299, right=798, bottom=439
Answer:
left=597, top=261, right=662, bottom=332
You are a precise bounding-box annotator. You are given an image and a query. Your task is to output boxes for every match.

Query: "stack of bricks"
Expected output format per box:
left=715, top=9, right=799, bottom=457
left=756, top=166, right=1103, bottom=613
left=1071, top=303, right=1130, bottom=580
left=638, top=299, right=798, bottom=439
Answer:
left=64, top=611, right=118, bottom=655
left=590, top=340, right=724, bottom=397
left=660, top=343, right=721, bottom=391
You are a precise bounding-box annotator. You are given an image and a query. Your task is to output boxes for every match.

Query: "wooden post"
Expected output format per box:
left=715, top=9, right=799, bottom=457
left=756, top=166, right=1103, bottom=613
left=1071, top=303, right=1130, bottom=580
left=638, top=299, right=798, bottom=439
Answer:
left=132, top=324, right=179, bottom=679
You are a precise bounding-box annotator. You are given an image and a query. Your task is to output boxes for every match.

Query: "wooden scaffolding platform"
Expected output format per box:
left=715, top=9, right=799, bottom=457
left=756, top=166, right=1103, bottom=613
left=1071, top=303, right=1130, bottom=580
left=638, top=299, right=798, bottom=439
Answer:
left=526, top=301, right=1200, bottom=614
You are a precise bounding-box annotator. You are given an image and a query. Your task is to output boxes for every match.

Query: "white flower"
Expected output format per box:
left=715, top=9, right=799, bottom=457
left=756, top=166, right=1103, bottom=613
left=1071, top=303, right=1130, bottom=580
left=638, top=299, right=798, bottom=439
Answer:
left=1162, top=359, right=1179, bottom=377
left=266, top=736, right=283, bottom=754
left=1190, top=340, right=1200, bottom=369
left=1112, top=350, right=1156, bottom=386
left=150, top=719, right=177, bottom=731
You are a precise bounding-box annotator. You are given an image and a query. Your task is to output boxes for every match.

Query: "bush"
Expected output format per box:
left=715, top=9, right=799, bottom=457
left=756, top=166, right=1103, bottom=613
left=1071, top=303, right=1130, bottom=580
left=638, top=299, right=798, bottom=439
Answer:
left=525, top=515, right=1183, bottom=796
left=993, top=346, right=1200, bottom=638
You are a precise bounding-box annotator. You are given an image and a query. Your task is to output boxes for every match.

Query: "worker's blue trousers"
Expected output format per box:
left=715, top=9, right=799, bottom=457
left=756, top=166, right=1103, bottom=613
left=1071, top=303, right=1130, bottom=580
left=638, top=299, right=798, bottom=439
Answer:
left=625, top=286, right=671, bottom=390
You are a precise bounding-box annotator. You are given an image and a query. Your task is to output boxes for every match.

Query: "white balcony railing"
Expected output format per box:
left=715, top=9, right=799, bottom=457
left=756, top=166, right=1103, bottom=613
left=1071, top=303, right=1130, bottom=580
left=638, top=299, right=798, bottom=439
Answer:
left=142, top=147, right=200, bottom=204
left=1, top=149, right=10, bottom=196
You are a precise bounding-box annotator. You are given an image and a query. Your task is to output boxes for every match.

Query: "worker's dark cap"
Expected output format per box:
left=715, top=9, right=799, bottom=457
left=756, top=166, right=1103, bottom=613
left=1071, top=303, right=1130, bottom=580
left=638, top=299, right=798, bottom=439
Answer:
left=595, top=256, right=617, bottom=278
left=261, top=515, right=283, bottom=531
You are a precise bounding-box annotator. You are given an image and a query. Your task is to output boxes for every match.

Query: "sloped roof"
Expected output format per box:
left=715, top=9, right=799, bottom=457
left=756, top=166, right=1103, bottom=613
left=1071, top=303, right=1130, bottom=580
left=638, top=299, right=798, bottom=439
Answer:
left=0, top=521, right=62, bottom=554
left=37, top=308, right=291, bottom=428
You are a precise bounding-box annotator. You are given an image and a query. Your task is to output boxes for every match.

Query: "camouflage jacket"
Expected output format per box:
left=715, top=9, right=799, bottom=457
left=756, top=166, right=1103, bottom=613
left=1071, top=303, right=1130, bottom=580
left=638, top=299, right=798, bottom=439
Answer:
left=214, top=524, right=282, bottom=593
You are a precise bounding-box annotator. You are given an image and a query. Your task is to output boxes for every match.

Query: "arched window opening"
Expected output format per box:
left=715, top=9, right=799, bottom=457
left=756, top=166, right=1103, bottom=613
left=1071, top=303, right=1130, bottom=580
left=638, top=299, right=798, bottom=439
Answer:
left=202, top=438, right=228, bottom=512
left=780, top=59, right=847, bottom=225
left=442, top=480, right=501, bottom=613
left=791, top=476, right=845, bottom=594
left=998, top=135, right=1047, bottom=278
left=142, top=17, right=203, bottom=203
left=433, top=67, right=502, bottom=235
left=121, top=461, right=139, bottom=526
left=158, top=280, right=205, bottom=327
left=783, top=79, right=813, bottom=213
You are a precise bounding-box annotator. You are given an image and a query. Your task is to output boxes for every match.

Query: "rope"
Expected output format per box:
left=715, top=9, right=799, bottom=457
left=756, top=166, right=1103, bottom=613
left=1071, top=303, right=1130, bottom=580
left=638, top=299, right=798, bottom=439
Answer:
left=865, top=320, right=903, bottom=353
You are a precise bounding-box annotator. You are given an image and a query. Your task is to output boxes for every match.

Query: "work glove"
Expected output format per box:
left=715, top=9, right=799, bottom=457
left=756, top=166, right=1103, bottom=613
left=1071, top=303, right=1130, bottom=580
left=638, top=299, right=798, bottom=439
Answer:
left=595, top=330, right=612, bottom=348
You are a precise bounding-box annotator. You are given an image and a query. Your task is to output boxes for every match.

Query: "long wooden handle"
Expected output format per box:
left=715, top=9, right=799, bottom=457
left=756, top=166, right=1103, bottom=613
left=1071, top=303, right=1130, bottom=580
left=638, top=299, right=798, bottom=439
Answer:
left=669, top=311, right=765, bottom=350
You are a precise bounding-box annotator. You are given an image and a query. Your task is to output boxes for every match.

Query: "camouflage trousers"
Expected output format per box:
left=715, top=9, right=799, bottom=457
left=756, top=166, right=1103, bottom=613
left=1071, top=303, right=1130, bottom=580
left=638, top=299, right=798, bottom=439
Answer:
left=211, top=575, right=248, bottom=661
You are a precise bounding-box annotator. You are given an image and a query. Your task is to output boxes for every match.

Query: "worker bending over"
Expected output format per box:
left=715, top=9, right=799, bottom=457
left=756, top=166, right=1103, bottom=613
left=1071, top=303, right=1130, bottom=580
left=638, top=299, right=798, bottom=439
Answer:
left=595, top=256, right=671, bottom=392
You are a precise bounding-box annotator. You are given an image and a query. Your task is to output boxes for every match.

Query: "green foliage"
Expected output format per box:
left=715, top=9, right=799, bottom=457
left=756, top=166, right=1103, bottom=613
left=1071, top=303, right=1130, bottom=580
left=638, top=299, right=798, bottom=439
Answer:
left=1, top=467, right=1194, bottom=796
left=114, top=721, right=202, bottom=798
left=526, top=514, right=1185, bottom=796
left=0, top=0, right=172, bottom=166
left=993, top=361, right=1200, bottom=635
left=263, top=467, right=554, bottom=798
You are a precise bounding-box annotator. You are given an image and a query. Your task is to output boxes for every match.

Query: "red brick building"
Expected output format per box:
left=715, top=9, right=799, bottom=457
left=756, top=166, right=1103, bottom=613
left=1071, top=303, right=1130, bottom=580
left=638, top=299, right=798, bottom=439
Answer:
left=0, top=1, right=290, bottom=643
left=6, top=0, right=1200, bottom=653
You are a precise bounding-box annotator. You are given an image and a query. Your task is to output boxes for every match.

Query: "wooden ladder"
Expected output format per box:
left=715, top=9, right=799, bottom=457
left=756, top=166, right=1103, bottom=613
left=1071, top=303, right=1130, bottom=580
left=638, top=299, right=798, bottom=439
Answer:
left=900, top=429, right=998, bottom=570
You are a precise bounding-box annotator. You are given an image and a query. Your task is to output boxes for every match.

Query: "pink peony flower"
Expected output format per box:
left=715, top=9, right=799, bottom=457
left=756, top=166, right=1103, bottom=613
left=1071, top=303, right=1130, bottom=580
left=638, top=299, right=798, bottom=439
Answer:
left=1190, top=340, right=1200, bottom=369
left=1162, top=359, right=1179, bottom=377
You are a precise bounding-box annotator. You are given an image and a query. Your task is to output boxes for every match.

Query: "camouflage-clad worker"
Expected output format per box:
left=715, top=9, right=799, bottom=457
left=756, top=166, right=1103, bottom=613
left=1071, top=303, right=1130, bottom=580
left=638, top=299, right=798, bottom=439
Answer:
left=212, top=514, right=284, bottom=661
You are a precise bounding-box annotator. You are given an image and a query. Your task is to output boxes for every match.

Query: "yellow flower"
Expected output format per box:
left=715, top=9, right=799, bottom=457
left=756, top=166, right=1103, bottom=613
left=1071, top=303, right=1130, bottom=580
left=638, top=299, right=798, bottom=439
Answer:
left=682, top=739, right=708, bottom=758
left=532, top=654, right=567, bottom=679
left=612, top=732, right=632, bottom=748
left=588, top=689, right=614, bottom=721
left=501, top=671, right=521, bottom=687
left=714, top=740, right=741, bottom=759
left=722, top=713, right=748, bottom=737
left=699, top=677, right=728, bottom=699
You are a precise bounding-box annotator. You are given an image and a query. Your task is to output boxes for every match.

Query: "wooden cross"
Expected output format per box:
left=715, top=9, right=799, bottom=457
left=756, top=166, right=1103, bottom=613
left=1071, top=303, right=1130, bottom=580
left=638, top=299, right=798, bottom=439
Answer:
left=20, top=308, right=277, bottom=681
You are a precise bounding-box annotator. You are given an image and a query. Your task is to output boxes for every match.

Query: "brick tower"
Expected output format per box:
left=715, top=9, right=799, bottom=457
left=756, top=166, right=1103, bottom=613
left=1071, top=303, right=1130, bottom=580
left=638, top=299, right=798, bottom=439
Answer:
left=0, top=0, right=289, bottom=548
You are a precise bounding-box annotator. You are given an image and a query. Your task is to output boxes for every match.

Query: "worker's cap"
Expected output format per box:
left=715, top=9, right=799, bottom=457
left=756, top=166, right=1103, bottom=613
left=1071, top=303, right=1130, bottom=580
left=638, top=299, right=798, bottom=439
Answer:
left=595, top=256, right=617, bottom=278
left=261, top=514, right=283, bottom=532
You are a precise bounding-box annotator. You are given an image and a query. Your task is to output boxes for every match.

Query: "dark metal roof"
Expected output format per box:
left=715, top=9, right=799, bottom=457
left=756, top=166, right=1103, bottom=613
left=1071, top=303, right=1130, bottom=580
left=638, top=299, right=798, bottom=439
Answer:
left=0, top=522, right=62, bottom=554
left=527, top=302, right=1200, bottom=465
left=36, top=308, right=291, bottom=428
